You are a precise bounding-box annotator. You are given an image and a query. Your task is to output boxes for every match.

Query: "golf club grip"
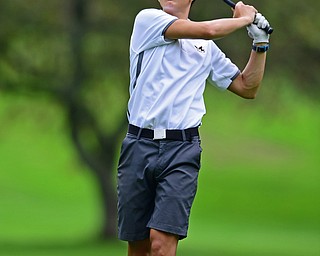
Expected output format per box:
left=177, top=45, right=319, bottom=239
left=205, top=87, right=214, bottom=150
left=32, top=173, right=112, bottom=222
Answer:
left=222, top=0, right=274, bottom=34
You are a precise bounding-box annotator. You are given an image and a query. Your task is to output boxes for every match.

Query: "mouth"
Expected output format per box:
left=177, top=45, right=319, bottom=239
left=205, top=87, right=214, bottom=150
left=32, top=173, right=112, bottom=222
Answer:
left=165, top=0, right=175, bottom=5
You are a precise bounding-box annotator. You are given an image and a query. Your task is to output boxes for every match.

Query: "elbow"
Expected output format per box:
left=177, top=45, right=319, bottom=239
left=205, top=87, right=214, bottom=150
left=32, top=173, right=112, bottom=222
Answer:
left=242, top=93, right=257, bottom=100
left=229, top=74, right=261, bottom=99
left=243, top=87, right=259, bottom=99
left=241, top=84, right=260, bottom=99
left=242, top=78, right=260, bottom=99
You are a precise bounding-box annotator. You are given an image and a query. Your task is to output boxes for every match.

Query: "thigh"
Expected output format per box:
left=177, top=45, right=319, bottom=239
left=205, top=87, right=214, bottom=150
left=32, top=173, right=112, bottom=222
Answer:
left=117, top=135, right=158, bottom=241
left=148, top=138, right=202, bottom=239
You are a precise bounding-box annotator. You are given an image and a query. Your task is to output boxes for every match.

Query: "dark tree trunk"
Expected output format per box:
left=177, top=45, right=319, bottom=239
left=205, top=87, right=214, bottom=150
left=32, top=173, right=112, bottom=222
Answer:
left=66, top=0, right=126, bottom=239
left=67, top=101, right=124, bottom=238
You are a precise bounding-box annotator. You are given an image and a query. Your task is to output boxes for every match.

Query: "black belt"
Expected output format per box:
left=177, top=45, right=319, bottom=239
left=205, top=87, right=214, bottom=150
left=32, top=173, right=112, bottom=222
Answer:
left=128, top=124, right=199, bottom=141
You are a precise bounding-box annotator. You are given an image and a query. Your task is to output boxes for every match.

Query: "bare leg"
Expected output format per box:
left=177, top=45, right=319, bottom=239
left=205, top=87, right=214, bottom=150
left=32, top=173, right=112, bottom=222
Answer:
left=150, top=229, right=179, bottom=256
left=128, top=238, right=151, bottom=256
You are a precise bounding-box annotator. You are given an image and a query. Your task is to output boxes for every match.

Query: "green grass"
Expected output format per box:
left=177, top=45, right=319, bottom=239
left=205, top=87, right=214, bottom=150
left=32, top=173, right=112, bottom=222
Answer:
left=0, top=82, right=319, bottom=255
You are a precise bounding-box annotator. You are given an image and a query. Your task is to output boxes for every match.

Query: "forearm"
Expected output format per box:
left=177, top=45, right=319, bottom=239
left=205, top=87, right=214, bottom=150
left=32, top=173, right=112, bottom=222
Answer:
left=165, top=17, right=252, bottom=40
left=201, top=17, right=252, bottom=39
left=234, top=14, right=271, bottom=97
left=228, top=47, right=267, bottom=99
left=242, top=48, right=267, bottom=90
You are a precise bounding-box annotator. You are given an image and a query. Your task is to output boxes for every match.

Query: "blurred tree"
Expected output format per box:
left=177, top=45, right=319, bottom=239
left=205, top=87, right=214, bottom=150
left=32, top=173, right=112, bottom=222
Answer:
left=0, top=0, right=161, bottom=239
left=65, top=0, right=125, bottom=238
left=0, top=0, right=131, bottom=238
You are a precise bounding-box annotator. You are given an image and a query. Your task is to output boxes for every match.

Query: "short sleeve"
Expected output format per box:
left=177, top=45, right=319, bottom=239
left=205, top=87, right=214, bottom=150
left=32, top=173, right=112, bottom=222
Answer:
left=130, top=9, right=178, bottom=54
left=207, top=42, right=240, bottom=90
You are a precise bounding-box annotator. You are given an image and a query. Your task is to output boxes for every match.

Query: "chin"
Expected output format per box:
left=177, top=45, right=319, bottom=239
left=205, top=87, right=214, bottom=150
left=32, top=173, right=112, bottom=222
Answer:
left=162, top=5, right=175, bottom=15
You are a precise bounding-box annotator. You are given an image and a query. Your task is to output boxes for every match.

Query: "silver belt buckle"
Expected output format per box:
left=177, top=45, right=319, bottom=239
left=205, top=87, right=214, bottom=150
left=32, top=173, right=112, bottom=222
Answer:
left=153, top=129, right=166, bottom=140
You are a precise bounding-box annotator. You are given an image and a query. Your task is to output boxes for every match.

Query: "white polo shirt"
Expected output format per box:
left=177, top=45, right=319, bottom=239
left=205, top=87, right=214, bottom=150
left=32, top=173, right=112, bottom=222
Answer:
left=127, top=9, right=240, bottom=130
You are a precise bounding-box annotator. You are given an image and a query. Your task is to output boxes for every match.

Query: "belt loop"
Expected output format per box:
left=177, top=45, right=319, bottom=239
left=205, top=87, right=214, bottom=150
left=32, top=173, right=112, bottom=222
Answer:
left=137, top=128, right=142, bottom=140
left=181, top=130, right=187, bottom=141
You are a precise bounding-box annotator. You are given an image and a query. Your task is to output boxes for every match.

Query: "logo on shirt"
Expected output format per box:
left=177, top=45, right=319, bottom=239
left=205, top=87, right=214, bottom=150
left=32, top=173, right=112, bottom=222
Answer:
left=194, top=45, right=205, bottom=53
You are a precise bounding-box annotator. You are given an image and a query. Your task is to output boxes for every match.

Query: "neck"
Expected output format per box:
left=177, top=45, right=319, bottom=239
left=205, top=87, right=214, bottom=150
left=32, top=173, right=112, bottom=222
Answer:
left=176, top=10, right=189, bottom=19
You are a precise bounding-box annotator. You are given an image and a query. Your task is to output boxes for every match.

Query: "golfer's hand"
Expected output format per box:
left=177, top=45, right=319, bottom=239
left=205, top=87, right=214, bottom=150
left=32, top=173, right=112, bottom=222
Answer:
left=233, top=1, right=257, bottom=25
left=247, top=13, right=270, bottom=44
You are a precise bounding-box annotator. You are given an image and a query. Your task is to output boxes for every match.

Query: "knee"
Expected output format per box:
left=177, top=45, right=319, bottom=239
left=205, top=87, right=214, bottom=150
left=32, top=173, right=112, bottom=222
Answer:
left=150, top=229, right=178, bottom=256
left=150, top=237, right=165, bottom=256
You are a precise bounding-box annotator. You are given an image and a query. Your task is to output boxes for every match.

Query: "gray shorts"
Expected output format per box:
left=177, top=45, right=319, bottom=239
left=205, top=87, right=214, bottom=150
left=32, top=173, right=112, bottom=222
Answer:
left=117, top=131, right=202, bottom=241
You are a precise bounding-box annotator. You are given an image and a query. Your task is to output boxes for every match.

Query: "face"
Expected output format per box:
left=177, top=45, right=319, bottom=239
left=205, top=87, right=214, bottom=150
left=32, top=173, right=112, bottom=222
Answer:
left=158, top=0, right=193, bottom=17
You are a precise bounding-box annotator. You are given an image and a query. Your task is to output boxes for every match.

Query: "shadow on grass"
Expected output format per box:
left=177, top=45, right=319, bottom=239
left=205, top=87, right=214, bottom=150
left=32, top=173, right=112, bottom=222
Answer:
left=0, top=238, right=126, bottom=256
left=0, top=239, right=313, bottom=256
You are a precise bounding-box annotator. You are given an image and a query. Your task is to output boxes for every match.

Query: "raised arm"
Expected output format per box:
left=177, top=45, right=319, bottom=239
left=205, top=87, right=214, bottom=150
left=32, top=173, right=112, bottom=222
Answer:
left=228, top=48, right=267, bottom=99
left=165, top=1, right=257, bottom=39
left=164, top=1, right=271, bottom=99
left=228, top=14, right=270, bottom=99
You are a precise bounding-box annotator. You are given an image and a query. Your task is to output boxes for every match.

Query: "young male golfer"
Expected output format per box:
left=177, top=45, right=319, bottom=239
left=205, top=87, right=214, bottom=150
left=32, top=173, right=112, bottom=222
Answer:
left=117, top=0, right=271, bottom=255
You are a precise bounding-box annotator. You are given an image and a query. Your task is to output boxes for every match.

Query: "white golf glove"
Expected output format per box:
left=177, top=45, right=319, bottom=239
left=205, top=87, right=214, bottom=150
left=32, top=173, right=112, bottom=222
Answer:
left=247, top=13, right=270, bottom=44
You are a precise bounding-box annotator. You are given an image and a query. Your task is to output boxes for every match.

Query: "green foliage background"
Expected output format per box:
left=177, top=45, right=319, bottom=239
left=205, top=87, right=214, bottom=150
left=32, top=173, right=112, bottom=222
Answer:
left=1, top=82, right=319, bottom=255
left=0, top=0, right=319, bottom=255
